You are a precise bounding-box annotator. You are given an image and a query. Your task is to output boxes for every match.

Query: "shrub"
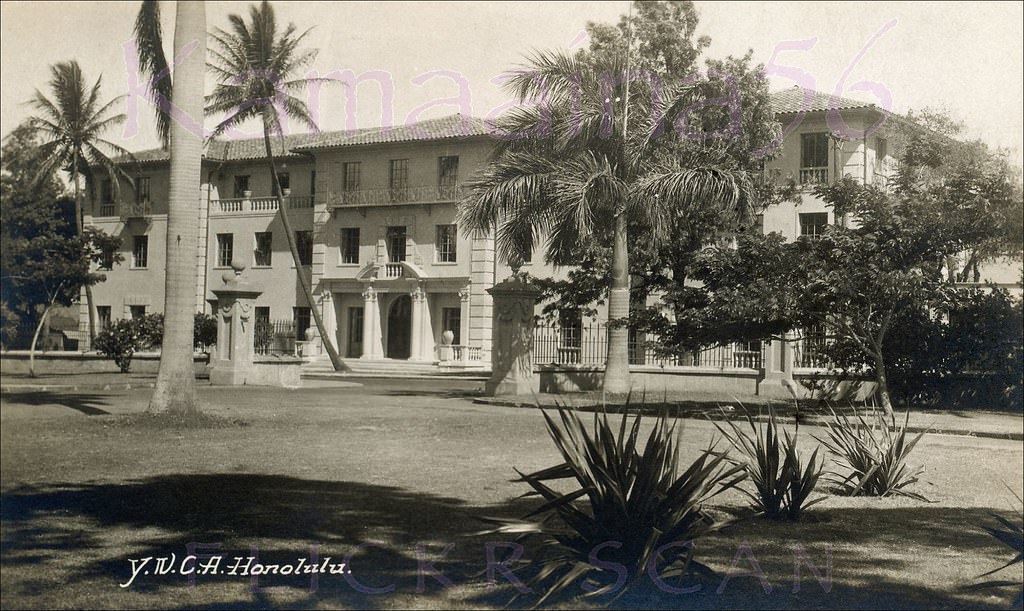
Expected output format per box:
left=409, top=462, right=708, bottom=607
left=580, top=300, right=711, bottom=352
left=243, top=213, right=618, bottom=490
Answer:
left=817, top=407, right=929, bottom=500
left=714, top=408, right=824, bottom=520
left=193, top=312, right=217, bottom=352
left=482, top=404, right=744, bottom=604
left=93, top=318, right=149, bottom=373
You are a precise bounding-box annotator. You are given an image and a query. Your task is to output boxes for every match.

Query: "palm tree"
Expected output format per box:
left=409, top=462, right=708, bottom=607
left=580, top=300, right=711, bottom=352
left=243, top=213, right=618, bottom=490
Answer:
left=205, top=0, right=343, bottom=371
left=27, top=61, right=133, bottom=345
left=459, top=50, right=756, bottom=394
left=133, top=0, right=207, bottom=415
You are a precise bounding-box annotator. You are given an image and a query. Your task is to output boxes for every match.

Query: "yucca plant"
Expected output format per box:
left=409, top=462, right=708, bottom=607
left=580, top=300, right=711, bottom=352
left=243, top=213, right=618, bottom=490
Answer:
left=817, top=406, right=929, bottom=500
left=966, top=488, right=1024, bottom=608
left=714, top=408, right=825, bottom=520
left=482, top=404, right=745, bottom=605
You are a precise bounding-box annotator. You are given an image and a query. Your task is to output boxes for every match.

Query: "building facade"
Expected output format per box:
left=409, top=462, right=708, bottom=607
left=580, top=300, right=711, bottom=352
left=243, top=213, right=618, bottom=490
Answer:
left=81, top=88, right=1018, bottom=372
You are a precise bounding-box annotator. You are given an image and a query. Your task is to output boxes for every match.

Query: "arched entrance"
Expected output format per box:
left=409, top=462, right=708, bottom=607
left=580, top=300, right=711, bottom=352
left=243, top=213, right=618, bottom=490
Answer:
left=386, top=295, right=411, bottom=359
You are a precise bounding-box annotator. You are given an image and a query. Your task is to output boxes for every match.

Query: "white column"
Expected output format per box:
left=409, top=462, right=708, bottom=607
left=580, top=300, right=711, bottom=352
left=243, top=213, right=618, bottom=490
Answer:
left=458, top=285, right=471, bottom=362
left=321, top=289, right=337, bottom=353
left=361, top=284, right=382, bottom=359
left=410, top=283, right=426, bottom=361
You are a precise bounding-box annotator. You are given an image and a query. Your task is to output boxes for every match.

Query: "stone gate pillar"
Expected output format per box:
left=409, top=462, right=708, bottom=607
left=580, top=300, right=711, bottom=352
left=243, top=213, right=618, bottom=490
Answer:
left=209, top=260, right=263, bottom=385
left=485, top=272, right=540, bottom=396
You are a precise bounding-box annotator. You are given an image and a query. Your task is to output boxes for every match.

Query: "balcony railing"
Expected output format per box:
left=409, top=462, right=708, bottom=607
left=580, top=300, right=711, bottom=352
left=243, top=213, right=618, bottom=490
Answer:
left=435, top=344, right=483, bottom=363
left=213, top=195, right=314, bottom=214
left=119, top=201, right=153, bottom=219
left=327, top=185, right=464, bottom=208
left=382, top=262, right=405, bottom=279
left=799, top=167, right=829, bottom=186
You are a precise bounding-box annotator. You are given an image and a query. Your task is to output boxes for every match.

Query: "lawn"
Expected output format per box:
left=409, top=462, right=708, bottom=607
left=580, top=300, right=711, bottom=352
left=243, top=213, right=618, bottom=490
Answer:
left=1, top=378, right=1022, bottom=609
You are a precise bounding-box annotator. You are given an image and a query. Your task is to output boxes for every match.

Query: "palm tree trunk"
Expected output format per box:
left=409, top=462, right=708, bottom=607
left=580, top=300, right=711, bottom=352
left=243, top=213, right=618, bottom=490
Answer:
left=604, top=212, right=631, bottom=394
left=29, top=301, right=55, bottom=378
left=260, top=115, right=344, bottom=371
left=72, top=150, right=97, bottom=345
left=148, top=0, right=205, bottom=415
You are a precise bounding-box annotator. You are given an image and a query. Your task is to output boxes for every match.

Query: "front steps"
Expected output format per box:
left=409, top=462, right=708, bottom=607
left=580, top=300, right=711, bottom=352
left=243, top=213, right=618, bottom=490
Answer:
left=301, top=357, right=489, bottom=381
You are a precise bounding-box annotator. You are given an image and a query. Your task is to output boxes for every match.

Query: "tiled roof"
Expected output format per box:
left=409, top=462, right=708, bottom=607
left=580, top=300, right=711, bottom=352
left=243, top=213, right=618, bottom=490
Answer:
left=116, top=114, right=494, bottom=165
left=291, top=114, right=494, bottom=151
left=770, top=86, right=878, bottom=115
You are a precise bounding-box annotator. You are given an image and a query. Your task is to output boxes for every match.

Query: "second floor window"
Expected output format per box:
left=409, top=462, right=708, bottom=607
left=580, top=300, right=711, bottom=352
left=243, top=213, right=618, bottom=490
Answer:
left=386, top=226, right=406, bottom=262
left=254, top=232, right=272, bottom=267
left=100, top=179, right=113, bottom=204
left=438, top=156, right=459, bottom=196
left=273, top=172, right=290, bottom=196
left=389, top=159, right=409, bottom=201
left=217, top=233, right=234, bottom=267
left=234, top=175, right=250, bottom=198
left=799, top=212, right=829, bottom=240
left=296, top=230, right=313, bottom=266
left=340, top=227, right=360, bottom=264
left=800, top=132, right=829, bottom=185
left=132, top=235, right=148, bottom=268
left=435, top=224, right=457, bottom=263
left=342, top=162, right=361, bottom=191
left=136, top=177, right=151, bottom=203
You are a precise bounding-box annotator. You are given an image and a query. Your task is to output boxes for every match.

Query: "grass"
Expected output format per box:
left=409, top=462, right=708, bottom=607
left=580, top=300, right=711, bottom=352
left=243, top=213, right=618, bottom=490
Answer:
left=1, top=379, right=1022, bottom=609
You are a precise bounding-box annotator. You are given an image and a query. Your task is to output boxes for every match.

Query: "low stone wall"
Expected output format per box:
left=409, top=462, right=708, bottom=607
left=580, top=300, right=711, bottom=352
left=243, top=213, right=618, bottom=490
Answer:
left=0, top=351, right=208, bottom=376
left=247, top=357, right=303, bottom=387
left=537, top=364, right=879, bottom=401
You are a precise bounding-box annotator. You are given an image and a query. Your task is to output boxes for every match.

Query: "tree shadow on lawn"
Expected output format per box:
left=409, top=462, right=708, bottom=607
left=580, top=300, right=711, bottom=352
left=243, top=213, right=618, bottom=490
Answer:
left=0, top=390, right=112, bottom=416
left=0, top=475, right=1017, bottom=609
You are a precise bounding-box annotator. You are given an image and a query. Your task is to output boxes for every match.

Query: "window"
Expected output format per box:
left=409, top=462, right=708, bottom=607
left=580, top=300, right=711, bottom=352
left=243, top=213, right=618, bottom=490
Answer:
left=799, top=132, right=829, bottom=185
left=389, top=159, right=409, bottom=201
left=254, top=232, right=273, bottom=267
left=129, top=305, right=146, bottom=320
left=98, top=248, right=115, bottom=271
left=97, top=306, right=112, bottom=329
left=342, top=162, right=360, bottom=191
left=273, top=172, right=290, bottom=196
left=255, top=306, right=271, bottom=354
left=132, top=235, right=148, bottom=268
left=442, top=307, right=461, bottom=345
left=799, top=212, right=829, bottom=240
left=217, top=233, right=234, bottom=267
left=310, top=170, right=316, bottom=197
left=340, top=227, right=360, bottom=264
left=100, top=179, right=114, bottom=204
left=876, top=137, right=888, bottom=161
left=435, top=224, right=457, bottom=263
left=233, top=175, right=250, bottom=198
left=136, top=176, right=151, bottom=203
left=438, top=155, right=459, bottom=197
left=296, top=230, right=313, bottom=266
left=386, top=226, right=406, bottom=262
left=558, top=309, right=583, bottom=364
left=293, top=307, right=311, bottom=342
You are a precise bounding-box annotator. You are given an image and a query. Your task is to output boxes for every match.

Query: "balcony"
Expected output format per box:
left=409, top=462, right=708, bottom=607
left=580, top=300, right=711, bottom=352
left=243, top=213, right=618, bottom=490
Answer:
left=119, top=201, right=153, bottom=220
left=327, top=185, right=464, bottom=209
left=212, top=195, right=314, bottom=214
left=799, top=167, right=829, bottom=186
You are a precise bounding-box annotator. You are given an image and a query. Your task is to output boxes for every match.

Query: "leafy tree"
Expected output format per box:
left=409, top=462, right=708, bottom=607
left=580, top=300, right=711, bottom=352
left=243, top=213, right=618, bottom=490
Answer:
left=1, top=124, right=122, bottom=375
left=205, top=0, right=344, bottom=371
left=132, top=0, right=208, bottom=416
left=25, top=60, right=133, bottom=344
left=460, top=1, right=758, bottom=394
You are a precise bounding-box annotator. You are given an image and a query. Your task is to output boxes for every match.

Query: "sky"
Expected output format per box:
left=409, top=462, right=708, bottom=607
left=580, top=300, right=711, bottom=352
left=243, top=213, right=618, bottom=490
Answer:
left=1, top=1, right=1022, bottom=166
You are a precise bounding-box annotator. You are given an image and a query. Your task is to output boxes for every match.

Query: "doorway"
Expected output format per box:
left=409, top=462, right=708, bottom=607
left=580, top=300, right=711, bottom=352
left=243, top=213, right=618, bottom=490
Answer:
left=386, top=295, right=411, bottom=359
left=346, top=306, right=363, bottom=357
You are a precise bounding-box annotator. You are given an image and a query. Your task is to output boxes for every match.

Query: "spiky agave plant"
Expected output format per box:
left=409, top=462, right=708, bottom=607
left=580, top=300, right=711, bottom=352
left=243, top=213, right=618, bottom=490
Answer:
left=817, top=406, right=929, bottom=500
left=482, top=404, right=745, bottom=605
left=714, top=407, right=825, bottom=520
left=965, top=487, right=1024, bottom=608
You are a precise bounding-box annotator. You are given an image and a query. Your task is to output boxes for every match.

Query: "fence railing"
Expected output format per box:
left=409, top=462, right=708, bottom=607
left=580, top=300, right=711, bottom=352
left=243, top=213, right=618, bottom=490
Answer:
left=799, top=167, right=829, bottom=186
left=213, top=195, right=314, bottom=214
left=534, top=323, right=765, bottom=370
left=436, top=344, right=483, bottom=363
left=326, top=185, right=464, bottom=208
left=255, top=319, right=297, bottom=356
left=793, top=329, right=834, bottom=369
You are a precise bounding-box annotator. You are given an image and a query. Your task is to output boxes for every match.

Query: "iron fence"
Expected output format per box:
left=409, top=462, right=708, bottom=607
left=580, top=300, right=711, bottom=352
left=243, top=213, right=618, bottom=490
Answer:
left=255, top=319, right=296, bottom=356
left=534, top=323, right=765, bottom=370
